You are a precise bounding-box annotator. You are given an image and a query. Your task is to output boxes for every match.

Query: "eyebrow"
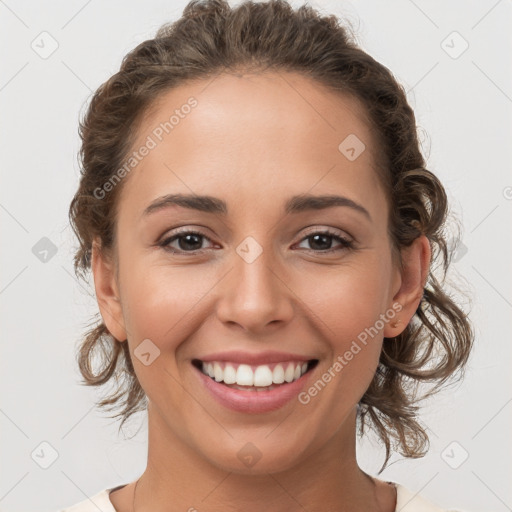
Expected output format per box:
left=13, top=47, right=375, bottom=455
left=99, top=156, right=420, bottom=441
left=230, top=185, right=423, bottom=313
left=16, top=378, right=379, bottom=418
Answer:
left=141, top=193, right=371, bottom=220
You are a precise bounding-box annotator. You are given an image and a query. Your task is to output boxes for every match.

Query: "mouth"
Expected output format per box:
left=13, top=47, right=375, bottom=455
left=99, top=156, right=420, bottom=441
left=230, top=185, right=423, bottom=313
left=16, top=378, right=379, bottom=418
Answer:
left=192, top=359, right=319, bottom=391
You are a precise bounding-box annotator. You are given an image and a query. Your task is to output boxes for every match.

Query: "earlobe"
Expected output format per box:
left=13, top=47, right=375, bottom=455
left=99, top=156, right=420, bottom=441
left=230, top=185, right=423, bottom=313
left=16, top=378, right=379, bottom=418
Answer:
left=91, top=238, right=127, bottom=342
left=384, top=235, right=431, bottom=338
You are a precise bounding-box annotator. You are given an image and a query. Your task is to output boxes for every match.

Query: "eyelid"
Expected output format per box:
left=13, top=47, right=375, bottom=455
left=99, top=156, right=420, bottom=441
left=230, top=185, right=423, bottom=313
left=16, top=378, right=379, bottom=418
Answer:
left=300, top=225, right=352, bottom=240
left=158, top=227, right=216, bottom=252
left=294, top=227, right=355, bottom=253
left=157, top=225, right=356, bottom=255
left=158, top=225, right=215, bottom=243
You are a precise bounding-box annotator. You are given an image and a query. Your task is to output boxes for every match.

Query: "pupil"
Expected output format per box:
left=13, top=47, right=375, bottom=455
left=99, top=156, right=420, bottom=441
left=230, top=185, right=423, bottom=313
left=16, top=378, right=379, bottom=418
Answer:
left=310, top=234, right=331, bottom=250
left=180, top=234, right=202, bottom=250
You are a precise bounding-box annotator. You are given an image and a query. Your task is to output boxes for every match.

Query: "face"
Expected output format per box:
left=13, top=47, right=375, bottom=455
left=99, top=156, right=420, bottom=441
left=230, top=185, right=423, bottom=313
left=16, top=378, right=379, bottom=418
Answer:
left=93, top=71, right=427, bottom=475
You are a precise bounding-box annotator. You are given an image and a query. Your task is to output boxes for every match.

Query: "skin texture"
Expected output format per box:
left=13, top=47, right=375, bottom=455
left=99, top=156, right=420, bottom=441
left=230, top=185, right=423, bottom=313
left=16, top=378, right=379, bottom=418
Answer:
left=93, top=71, right=431, bottom=511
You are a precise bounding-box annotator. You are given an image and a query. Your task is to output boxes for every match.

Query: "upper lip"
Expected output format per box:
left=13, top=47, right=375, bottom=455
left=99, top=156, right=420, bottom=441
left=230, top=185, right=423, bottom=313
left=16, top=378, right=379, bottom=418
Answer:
left=195, top=351, right=317, bottom=365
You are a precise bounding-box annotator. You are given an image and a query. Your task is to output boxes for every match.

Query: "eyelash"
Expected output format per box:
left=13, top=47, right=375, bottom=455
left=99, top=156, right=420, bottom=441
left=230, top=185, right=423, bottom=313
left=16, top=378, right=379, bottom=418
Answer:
left=158, top=228, right=355, bottom=255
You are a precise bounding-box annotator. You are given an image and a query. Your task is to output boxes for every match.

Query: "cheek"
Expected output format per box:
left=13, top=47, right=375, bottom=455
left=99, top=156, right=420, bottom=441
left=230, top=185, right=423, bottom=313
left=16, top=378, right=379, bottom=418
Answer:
left=296, top=260, right=390, bottom=340
left=292, top=262, right=390, bottom=395
left=118, top=263, right=219, bottom=410
left=121, top=262, right=218, bottom=346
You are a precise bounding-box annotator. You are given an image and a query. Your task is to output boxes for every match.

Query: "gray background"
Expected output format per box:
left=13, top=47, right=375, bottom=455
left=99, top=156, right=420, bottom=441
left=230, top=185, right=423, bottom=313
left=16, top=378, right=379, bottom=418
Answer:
left=1, top=1, right=511, bottom=511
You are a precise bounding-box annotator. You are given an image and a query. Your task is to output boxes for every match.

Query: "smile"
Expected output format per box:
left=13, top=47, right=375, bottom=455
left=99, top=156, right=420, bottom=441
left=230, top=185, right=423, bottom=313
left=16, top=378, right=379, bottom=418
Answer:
left=192, top=358, right=319, bottom=413
left=194, top=360, right=316, bottom=390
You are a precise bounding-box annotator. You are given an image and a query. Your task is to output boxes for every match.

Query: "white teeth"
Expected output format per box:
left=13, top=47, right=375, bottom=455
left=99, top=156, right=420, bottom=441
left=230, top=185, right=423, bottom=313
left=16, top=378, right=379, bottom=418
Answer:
left=284, top=363, right=295, bottom=383
left=213, top=362, right=223, bottom=382
left=223, top=364, right=237, bottom=384
left=199, top=360, right=311, bottom=387
left=272, top=364, right=285, bottom=384
left=253, top=365, right=273, bottom=387
left=236, top=364, right=254, bottom=386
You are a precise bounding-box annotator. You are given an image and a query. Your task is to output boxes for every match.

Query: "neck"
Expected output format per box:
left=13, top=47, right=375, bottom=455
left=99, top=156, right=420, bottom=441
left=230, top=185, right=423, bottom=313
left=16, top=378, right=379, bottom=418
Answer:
left=132, top=403, right=392, bottom=512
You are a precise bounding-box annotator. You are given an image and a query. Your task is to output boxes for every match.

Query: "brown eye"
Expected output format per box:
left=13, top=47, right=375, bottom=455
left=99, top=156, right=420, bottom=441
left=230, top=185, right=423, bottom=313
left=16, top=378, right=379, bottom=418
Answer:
left=159, top=231, right=214, bottom=254
left=297, top=230, right=354, bottom=253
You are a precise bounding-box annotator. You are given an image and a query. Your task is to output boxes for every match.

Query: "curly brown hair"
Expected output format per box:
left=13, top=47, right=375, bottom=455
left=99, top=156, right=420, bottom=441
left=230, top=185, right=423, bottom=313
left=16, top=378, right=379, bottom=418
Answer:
left=68, top=0, right=474, bottom=472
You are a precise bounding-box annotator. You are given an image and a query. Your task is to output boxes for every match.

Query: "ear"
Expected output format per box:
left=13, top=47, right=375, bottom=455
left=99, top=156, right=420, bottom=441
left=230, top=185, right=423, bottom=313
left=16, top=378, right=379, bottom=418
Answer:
left=91, top=237, right=128, bottom=342
left=383, top=234, right=431, bottom=338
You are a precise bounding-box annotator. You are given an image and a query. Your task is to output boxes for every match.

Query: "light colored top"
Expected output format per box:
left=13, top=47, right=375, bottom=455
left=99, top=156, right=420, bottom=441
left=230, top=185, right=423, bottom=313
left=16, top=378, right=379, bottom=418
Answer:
left=57, top=482, right=465, bottom=512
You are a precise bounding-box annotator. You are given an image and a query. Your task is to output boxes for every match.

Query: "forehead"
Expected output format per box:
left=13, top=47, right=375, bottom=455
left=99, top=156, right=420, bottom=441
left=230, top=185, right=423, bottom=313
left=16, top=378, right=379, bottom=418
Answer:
left=118, top=70, right=385, bottom=219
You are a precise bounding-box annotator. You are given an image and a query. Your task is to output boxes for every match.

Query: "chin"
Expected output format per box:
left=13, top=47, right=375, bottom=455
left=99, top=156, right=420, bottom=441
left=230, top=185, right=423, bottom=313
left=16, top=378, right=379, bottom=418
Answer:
left=193, top=432, right=315, bottom=476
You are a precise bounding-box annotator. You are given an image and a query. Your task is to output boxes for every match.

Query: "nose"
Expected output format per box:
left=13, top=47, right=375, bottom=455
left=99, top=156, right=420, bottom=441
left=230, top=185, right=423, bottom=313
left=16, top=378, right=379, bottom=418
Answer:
left=216, top=243, right=294, bottom=334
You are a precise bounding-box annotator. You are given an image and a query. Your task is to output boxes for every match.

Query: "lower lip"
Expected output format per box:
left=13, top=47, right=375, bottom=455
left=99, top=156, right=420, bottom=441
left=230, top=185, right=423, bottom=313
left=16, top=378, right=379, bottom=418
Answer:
left=194, top=364, right=314, bottom=414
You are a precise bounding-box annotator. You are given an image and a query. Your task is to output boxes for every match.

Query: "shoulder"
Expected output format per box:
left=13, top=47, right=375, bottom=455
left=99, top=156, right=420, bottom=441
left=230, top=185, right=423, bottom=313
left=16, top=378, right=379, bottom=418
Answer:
left=55, top=487, right=118, bottom=512
left=395, top=483, right=466, bottom=512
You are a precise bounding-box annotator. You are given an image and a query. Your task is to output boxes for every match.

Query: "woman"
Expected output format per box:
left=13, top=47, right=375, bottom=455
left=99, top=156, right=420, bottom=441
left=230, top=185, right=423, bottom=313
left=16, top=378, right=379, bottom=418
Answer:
left=61, top=0, right=473, bottom=510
